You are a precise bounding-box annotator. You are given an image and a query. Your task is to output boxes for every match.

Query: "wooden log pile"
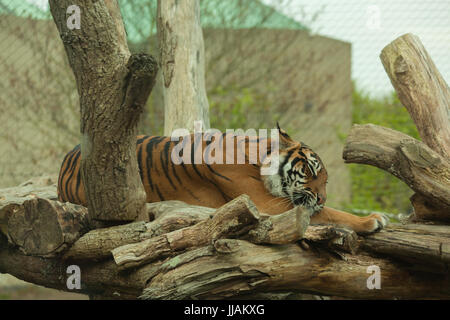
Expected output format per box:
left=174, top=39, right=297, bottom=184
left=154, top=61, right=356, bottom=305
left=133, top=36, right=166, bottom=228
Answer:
left=1, top=176, right=450, bottom=299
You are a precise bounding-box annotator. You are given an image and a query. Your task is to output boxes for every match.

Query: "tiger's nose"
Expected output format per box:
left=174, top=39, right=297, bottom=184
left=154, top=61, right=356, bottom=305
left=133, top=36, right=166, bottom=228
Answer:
left=317, top=194, right=326, bottom=205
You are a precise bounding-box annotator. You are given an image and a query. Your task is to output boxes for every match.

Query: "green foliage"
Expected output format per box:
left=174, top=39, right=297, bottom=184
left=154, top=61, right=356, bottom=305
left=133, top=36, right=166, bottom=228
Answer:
left=209, top=86, right=281, bottom=131
left=346, top=87, right=420, bottom=215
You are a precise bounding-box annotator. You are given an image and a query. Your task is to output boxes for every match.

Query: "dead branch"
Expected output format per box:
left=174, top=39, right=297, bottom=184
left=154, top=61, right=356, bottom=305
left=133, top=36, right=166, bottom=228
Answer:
left=111, top=195, right=262, bottom=271
left=141, top=239, right=450, bottom=300
left=64, top=202, right=214, bottom=261
left=380, top=33, right=450, bottom=159
left=343, top=124, right=450, bottom=221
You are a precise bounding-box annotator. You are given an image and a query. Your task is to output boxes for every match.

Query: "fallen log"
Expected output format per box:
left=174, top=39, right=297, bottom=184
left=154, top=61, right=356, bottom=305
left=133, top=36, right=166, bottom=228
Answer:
left=64, top=202, right=213, bottom=261
left=0, top=196, right=90, bottom=257
left=363, top=224, right=450, bottom=273
left=140, top=239, right=450, bottom=300
left=111, top=195, right=262, bottom=270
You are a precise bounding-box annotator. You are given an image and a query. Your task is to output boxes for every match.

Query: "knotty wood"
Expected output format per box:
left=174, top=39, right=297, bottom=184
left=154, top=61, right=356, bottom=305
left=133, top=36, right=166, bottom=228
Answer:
left=49, top=0, right=158, bottom=221
left=380, top=33, right=450, bottom=159
left=343, top=124, right=450, bottom=221
left=140, top=239, right=450, bottom=300
left=112, top=195, right=261, bottom=270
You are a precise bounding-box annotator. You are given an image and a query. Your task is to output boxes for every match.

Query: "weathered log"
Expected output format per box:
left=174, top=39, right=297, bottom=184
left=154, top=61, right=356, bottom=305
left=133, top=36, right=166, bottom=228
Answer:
left=246, top=206, right=311, bottom=245
left=343, top=124, right=450, bottom=220
left=0, top=179, right=91, bottom=257
left=409, top=193, right=449, bottom=222
left=380, top=33, right=450, bottom=159
left=0, top=182, right=57, bottom=236
left=1, top=195, right=450, bottom=299
left=363, top=223, right=450, bottom=273
left=304, top=225, right=359, bottom=254
left=145, top=200, right=214, bottom=222
left=3, top=198, right=90, bottom=257
left=112, top=195, right=260, bottom=270
left=141, top=239, right=450, bottom=300
left=64, top=202, right=212, bottom=261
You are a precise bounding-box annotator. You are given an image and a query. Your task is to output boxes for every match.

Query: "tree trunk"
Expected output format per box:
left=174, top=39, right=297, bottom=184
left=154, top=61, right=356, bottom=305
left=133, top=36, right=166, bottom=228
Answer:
left=49, top=0, right=158, bottom=221
left=157, top=0, right=210, bottom=135
left=380, top=33, right=450, bottom=159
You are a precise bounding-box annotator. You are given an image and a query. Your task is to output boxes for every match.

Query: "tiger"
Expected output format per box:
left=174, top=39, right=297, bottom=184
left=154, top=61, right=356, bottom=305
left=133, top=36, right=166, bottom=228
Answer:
left=57, top=125, right=388, bottom=234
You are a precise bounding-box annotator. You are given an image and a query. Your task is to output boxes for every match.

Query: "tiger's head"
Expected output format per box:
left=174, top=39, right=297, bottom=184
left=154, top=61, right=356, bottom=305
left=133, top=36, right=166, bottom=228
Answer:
left=261, top=124, right=328, bottom=215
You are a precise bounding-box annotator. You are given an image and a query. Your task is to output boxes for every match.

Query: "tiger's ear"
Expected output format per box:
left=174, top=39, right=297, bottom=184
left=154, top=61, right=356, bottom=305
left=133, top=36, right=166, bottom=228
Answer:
left=276, top=122, right=296, bottom=149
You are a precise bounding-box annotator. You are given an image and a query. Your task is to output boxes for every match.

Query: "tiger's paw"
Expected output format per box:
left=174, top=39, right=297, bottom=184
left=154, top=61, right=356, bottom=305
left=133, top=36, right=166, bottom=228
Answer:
left=356, top=213, right=389, bottom=235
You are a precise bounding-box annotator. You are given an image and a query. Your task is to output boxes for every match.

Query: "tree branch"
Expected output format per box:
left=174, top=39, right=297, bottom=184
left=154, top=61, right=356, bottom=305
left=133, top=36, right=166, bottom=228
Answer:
left=380, top=33, right=450, bottom=158
left=343, top=124, right=450, bottom=221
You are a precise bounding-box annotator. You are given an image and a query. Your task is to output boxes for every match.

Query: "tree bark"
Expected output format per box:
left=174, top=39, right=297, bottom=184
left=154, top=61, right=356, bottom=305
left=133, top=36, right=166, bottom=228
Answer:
left=363, top=224, right=450, bottom=273
left=380, top=33, right=450, bottom=159
left=1, top=189, right=450, bottom=299
left=343, top=124, right=450, bottom=221
left=49, top=0, right=158, bottom=221
left=64, top=202, right=213, bottom=261
left=157, top=0, right=210, bottom=135
left=111, top=195, right=262, bottom=271
left=140, top=239, right=450, bottom=300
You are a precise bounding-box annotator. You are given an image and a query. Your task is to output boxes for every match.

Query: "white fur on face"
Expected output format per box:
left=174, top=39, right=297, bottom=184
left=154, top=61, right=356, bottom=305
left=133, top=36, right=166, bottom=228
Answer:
left=261, top=154, right=285, bottom=197
left=260, top=151, right=324, bottom=214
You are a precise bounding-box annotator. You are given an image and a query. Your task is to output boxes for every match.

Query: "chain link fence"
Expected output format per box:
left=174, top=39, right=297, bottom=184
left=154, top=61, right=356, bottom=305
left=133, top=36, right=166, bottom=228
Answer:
left=0, top=0, right=448, bottom=215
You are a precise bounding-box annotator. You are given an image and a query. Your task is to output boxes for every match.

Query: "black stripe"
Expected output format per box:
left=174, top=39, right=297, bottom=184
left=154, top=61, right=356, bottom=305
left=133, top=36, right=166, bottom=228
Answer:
left=278, top=150, right=293, bottom=176
left=186, top=189, right=201, bottom=201
left=62, top=149, right=78, bottom=201
left=249, top=175, right=260, bottom=181
left=136, top=136, right=149, bottom=146
left=65, top=150, right=81, bottom=203
left=176, top=136, right=192, bottom=179
left=137, top=142, right=144, bottom=181
left=205, top=164, right=232, bottom=182
left=160, top=140, right=177, bottom=190
left=290, top=157, right=302, bottom=168
left=190, top=138, right=203, bottom=179
left=145, top=136, right=165, bottom=191
left=59, top=146, right=79, bottom=199
left=75, top=167, right=82, bottom=204
left=154, top=184, right=165, bottom=201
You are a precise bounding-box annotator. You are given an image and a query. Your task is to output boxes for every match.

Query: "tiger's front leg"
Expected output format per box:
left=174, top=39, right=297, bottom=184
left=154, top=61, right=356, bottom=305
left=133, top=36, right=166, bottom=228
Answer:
left=310, top=206, right=388, bottom=234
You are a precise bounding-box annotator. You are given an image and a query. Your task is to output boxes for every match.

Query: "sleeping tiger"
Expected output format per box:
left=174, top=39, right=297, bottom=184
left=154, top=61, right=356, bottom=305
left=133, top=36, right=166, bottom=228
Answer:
left=57, top=125, right=388, bottom=234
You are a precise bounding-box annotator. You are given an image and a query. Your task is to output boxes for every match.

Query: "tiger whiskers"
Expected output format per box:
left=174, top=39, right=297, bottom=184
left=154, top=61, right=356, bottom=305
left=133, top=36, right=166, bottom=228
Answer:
left=264, top=196, right=292, bottom=212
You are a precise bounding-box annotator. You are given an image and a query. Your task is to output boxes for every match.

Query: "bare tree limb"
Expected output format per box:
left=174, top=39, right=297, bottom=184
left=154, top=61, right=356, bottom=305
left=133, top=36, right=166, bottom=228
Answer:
left=380, top=33, right=450, bottom=158
left=141, top=239, right=450, bottom=300
left=343, top=124, right=450, bottom=221
left=111, top=195, right=261, bottom=271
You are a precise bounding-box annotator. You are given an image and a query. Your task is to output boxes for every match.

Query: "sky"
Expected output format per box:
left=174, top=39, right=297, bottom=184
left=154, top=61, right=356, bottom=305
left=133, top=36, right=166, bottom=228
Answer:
left=265, top=0, right=450, bottom=97
left=28, top=0, right=450, bottom=97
